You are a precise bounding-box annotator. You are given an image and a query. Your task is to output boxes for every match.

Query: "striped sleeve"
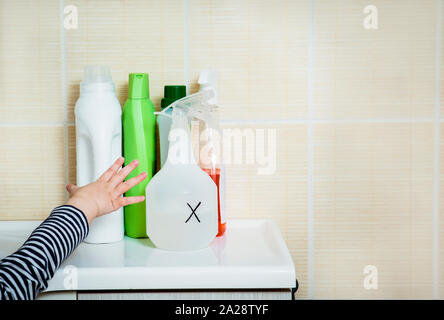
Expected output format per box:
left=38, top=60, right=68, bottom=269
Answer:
left=0, top=205, right=89, bottom=300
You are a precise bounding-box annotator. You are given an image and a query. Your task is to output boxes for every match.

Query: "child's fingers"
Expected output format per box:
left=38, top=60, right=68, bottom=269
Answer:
left=66, top=184, right=79, bottom=194
left=115, top=172, right=147, bottom=196
left=119, top=195, right=145, bottom=207
left=99, top=157, right=125, bottom=182
left=110, top=159, right=139, bottom=187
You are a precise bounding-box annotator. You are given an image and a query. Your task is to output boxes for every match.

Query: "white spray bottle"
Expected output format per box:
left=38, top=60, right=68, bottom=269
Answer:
left=147, top=93, right=218, bottom=251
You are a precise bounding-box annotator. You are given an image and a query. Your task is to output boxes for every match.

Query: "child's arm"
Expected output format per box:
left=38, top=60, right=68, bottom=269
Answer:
left=0, top=157, right=146, bottom=300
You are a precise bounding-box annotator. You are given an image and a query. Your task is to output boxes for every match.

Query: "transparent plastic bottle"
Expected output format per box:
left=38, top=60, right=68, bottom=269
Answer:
left=146, top=108, right=218, bottom=251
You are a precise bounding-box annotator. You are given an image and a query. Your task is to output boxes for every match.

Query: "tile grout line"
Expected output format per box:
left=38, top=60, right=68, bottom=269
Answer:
left=60, top=0, right=69, bottom=200
left=433, top=0, right=442, bottom=300
left=307, top=0, right=315, bottom=299
left=220, top=118, right=443, bottom=125
left=2, top=118, right=444, bottom=127
left=0, top=122, right=74, bottom=127
left=184, top=0, right=190, bottom=94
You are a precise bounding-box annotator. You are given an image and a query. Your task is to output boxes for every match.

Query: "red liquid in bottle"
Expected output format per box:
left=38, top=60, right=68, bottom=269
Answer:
left=202, top=168, right=226, bottom=236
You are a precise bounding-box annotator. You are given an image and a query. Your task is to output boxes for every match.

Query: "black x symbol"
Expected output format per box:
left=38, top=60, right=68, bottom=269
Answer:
left=185, top=202, right=201, bottom=223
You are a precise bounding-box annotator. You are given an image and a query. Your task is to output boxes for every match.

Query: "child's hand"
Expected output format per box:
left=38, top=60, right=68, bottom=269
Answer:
left=65, top=157, right=146, bottom=224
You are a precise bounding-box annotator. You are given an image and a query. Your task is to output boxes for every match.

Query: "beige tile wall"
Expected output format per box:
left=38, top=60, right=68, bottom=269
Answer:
left=222, top=123, right=309, bottom=297
left=440, top=0, right=444, bottom=298
left=0, top=126, right=65, bottom=219
left=314, top=0, right=436, bottom=120
left=440, top=126, right=444, bottom=298
left=0, top=0, right=62, bottom=123
left=312, top=0, right=439, bottom=299
left=65, top=0, right=185, bottom=122
left=0, top=0, right=442, bottom=299
left=189, top=0, right=309, bottom=120
left=314, top=123, right=434, bottom=299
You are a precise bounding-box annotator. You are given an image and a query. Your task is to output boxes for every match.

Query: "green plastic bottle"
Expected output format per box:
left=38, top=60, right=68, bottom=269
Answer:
left=123, top=73, right=156, bottom=238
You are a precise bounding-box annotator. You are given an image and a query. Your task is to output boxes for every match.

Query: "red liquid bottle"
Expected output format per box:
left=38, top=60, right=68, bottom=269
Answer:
left=202, top=168, right=226, bottom=236
left=197, top=69, right=226, bottom=236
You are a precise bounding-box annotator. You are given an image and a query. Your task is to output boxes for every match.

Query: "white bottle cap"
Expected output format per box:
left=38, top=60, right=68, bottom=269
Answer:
left=82, top=65, right=113, bottom=84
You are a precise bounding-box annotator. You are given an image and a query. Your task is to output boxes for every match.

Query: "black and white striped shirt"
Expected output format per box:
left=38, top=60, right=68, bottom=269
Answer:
left=0, top=205, right=89, bottom=300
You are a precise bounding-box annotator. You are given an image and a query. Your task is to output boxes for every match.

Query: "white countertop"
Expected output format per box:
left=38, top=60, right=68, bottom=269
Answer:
left=0, top=219, right=296, bottom=292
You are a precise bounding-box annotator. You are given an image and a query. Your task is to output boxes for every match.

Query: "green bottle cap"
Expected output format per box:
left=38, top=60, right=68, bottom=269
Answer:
left=128, top=73, right=149, bottom=99
left=161, top=85, right=186, bottom=109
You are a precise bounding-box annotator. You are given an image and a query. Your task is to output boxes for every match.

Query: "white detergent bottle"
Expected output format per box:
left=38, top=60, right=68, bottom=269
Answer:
left=75, top=65, right=124, bottom=244
left=146, top=108, right=218, bottom=251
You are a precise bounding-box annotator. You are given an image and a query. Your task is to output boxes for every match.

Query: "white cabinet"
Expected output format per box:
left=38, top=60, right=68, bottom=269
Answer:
left=38, top=289, right=292, bottom=300
left=77, top=290, right=292, bottom=300
left=3, top=219, right=297, bottom=301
